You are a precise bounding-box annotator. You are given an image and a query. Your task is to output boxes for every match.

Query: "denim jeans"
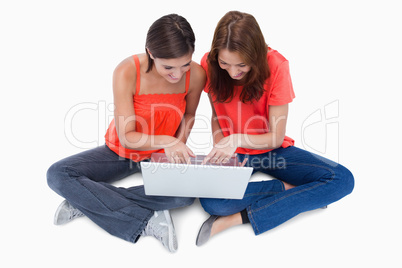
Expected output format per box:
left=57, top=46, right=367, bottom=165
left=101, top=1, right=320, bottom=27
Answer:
left=200, top=146, right=354, bottom=235
left=47, top=145, right=195, bottom=243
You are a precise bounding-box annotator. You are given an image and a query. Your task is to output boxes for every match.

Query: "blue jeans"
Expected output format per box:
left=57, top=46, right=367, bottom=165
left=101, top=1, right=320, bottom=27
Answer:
left=200, top=146, right=354, bottom=235
left=47, top=145, right=195, bottom=243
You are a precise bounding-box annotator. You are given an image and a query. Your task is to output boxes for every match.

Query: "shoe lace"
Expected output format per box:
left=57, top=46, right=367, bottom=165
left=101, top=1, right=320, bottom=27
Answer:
left=142, top=211, right=168, bottom=240
left=70, top=208, right=83, bottom=220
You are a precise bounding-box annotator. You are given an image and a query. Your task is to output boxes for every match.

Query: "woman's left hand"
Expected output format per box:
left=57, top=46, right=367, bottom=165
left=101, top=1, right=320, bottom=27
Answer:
left=202, top=134, right=239, bottom=164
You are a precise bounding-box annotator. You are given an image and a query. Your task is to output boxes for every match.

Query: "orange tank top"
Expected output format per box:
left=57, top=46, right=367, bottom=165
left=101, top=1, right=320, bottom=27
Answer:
left=105, top=55, right=190, bottom=162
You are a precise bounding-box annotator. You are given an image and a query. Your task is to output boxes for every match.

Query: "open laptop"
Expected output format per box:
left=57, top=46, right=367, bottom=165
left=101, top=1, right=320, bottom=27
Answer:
left=141, top=153, right=253, bottom=199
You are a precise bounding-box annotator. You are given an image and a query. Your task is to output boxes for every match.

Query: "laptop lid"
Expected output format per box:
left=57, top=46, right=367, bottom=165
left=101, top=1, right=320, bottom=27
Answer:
left=140, top=153, right=253, bottom=199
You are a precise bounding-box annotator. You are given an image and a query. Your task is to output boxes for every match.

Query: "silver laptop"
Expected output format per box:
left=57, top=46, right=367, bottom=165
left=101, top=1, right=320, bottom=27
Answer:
left=141, top=153, right=253, bottom=199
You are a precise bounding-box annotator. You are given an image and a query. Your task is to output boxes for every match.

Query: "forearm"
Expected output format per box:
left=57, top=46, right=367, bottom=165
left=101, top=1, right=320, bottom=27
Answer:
left=120, top=132, right=177, bottom=151
left=210, top=116, right=283, bottom=150
left=232, top=132, right=284, bottom=150
left=232, top=104, right=288, bottom=150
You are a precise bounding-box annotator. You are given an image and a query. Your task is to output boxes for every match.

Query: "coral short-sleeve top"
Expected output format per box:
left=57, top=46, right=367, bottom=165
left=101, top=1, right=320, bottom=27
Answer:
left=201, top=49, right=295, bottom=155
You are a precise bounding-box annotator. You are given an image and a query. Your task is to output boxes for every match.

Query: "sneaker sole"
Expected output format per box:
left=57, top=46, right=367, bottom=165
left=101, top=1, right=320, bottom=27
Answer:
left=163, top=210, right=177, bottom=252
left=53, top=200, right=68, bottom=225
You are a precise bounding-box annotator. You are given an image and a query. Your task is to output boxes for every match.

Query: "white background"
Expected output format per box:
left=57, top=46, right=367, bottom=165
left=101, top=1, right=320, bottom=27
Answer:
left=1, top=0, right=401, bottom=267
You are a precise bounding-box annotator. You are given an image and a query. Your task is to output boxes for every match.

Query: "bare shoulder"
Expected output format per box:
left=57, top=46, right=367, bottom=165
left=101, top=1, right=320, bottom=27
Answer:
left=113, top=56, right=136, bottom=81
left=112, top=55, right=138, bottom=95
left=188, top=61, right=206, bottom=92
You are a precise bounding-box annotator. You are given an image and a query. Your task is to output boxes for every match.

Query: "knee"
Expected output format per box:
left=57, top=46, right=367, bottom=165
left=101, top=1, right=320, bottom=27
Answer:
left=339, top=165, right=354, bottom=195
left=199, top=198, right=233, bottom=216
left=332, top=164, right=355, bottom=198
left=177, top=197, right=195, bottom=207
left=46, top=161, right=67, bottom=194
left=165, top=196, right=195, bottom=208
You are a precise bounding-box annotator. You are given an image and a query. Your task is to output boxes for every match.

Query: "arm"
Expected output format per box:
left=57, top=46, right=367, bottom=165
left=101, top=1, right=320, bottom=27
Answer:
left=236, top=104, right=288, bottom=150
left=203, top=104, right=289, bottom=164
left=112, top=57, right=187, bottom=161
left=174, top=62, right=206, bottom=145
left=209, top=94, right=225, bottom=146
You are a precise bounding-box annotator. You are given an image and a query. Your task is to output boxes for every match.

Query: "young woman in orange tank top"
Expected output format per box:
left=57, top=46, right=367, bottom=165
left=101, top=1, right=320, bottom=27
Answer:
left=47, top=14, right=206, bottom=253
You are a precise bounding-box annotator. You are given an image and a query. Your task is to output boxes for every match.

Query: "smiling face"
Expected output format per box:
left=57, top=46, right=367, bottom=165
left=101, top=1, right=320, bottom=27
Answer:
left=218, top=49, right=251, bottom=81
left=150, top=52, right=192, bottom=83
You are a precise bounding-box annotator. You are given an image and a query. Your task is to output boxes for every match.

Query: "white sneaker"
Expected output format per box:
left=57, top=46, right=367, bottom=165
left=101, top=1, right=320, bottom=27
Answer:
left=54, top=200, right=85, bottom=225
left=141, top=210, right=178, bottom=253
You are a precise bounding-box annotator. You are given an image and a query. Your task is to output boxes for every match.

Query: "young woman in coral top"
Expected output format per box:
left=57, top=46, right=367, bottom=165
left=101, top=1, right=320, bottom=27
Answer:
left=47, top=14, right=206, bottom=253
left=196, top=11, right=354, bottom=246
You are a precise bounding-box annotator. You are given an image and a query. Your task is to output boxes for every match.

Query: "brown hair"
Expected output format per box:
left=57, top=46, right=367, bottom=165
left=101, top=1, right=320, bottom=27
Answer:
left=207, top=11, right=270, bottom=103
left=145, top=14, right=195, bottom=73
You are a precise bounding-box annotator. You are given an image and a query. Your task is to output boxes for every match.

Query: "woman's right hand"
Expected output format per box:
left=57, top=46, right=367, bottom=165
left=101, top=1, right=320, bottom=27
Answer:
left=164, top=138, right=195, bottom=164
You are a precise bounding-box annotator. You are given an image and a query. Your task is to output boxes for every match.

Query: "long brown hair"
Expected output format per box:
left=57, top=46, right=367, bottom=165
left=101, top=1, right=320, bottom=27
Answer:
left=207, top=11, right=270, bottom=103
left=145, top=14, right=195, bottom=73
